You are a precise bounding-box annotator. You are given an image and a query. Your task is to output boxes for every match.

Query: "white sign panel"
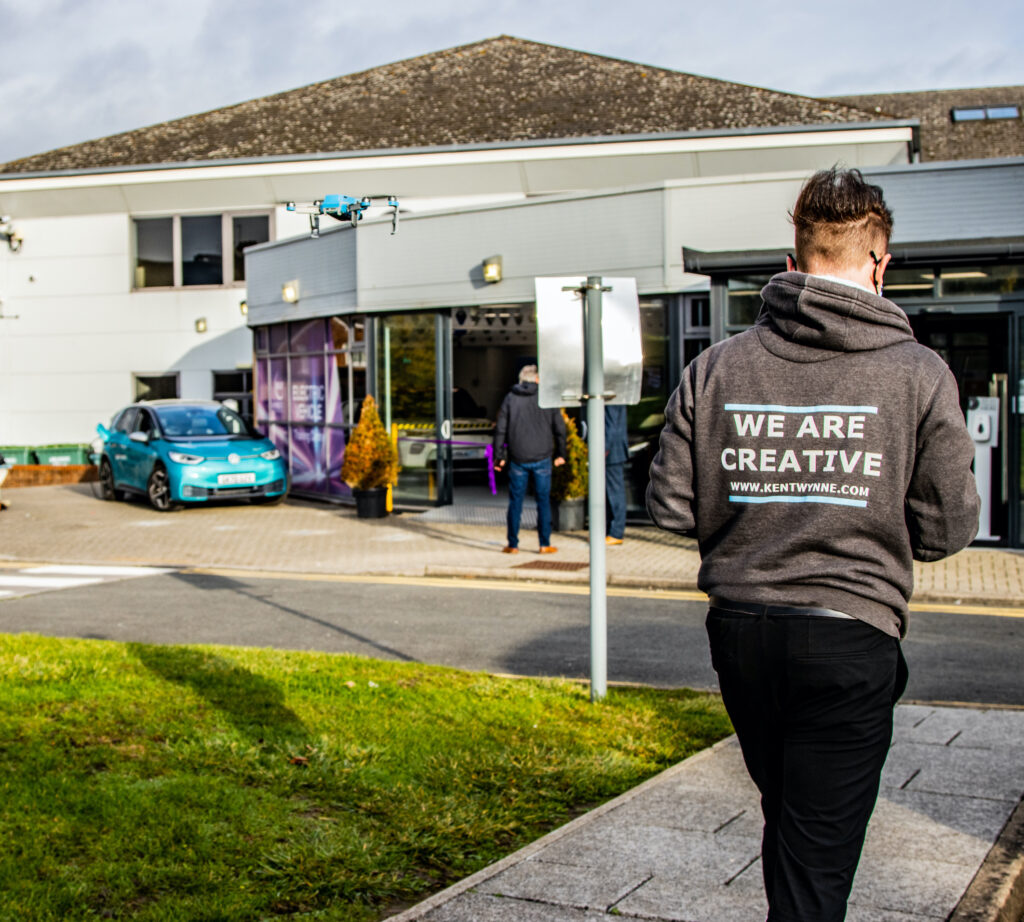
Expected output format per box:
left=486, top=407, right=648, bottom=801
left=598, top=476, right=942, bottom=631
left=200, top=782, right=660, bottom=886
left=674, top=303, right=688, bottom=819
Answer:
left=534, top=277, right=643, bottom=408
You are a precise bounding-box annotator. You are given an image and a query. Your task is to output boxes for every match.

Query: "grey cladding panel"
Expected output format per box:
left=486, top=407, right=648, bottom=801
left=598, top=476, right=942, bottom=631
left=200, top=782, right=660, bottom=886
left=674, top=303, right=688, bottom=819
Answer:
left=872, top=164, right=1024, bottom=243
left=357, top=190, right=665, bottom=309
left=245, top=229, right=358, bottom=324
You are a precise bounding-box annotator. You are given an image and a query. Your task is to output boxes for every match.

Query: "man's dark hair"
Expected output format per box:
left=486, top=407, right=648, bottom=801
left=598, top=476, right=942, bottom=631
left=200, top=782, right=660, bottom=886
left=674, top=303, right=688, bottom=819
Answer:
left=790, top=167, right=894, bottom=272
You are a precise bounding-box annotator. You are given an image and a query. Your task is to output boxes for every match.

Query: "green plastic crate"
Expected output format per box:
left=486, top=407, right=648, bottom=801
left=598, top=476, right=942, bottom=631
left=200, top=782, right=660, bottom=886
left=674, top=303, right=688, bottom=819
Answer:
left=33, top=445, right=89, bottom=466
left=0, top=446, right=35, bottom=465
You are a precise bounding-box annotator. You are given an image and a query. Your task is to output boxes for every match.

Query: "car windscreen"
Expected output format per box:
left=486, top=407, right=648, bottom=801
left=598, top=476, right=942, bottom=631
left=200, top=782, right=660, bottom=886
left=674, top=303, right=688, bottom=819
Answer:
left=154, top=405, right=251, bottom=439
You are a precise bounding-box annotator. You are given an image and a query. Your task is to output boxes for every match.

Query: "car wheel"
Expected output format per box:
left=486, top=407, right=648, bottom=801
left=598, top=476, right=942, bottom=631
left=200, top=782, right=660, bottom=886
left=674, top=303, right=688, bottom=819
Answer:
left=98, top=458, right=124, bottom=501
left=147, top=465, right=178, bottom=512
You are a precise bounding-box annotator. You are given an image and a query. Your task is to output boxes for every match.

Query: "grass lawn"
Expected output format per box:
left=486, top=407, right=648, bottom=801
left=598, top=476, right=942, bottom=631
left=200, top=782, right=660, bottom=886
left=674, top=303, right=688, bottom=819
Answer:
left=0, top=632, right=730, bottom=921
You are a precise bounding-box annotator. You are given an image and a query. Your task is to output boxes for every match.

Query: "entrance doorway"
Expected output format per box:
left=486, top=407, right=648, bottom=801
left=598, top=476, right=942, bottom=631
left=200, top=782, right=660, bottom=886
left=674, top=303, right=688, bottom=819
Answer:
left=376, top=313, right=445, bottom=505
left=449, top=305, right=538, bottom=507
left=909, top=311, right=1012, bottom=543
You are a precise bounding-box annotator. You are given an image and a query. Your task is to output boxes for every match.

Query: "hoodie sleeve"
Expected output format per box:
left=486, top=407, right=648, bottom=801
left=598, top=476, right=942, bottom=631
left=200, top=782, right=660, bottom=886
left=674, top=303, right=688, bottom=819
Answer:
left=645, top=366, right=697, bottom=536
left=493, top=394, right=510, bottom=462
left=905, top=367, right=980, bottom=561
left=551, top=408, right=567, bottom=460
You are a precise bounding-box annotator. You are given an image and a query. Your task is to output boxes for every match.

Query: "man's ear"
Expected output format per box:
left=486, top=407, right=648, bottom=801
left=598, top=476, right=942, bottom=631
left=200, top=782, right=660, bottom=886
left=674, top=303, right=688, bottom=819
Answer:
left=786, top=254, right=798, bottom=272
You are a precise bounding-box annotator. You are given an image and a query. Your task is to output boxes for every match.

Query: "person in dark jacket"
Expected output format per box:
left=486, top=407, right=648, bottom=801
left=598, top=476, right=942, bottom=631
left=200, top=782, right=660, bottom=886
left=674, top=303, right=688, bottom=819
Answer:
left=493, top=365, right=566, bottom=553
left=604, top=404, right=629, bottom=545
left=647, top=168, right=979, bottom=922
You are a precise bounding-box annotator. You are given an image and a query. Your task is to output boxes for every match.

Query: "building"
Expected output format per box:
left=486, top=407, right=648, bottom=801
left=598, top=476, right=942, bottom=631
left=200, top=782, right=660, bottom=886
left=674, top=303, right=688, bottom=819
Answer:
left=244, top=159, right=1024, bottom=546
left=0, top=36, right=913, bottom=447
left=2, top=37, right=1022, bottom=543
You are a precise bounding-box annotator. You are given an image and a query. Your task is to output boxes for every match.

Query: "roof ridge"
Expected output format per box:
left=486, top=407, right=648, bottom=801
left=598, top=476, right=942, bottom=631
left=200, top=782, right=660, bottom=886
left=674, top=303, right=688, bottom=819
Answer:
left=0, top=36, right=894, bottom=173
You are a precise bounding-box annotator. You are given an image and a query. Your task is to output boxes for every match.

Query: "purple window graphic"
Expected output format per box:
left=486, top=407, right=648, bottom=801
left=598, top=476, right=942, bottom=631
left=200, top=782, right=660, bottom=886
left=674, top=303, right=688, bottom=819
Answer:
left=289, top=353, right=326, bottom=492
left=257, top=320, right=350, bottom=497
left=255, top=358, right=269, bottom=427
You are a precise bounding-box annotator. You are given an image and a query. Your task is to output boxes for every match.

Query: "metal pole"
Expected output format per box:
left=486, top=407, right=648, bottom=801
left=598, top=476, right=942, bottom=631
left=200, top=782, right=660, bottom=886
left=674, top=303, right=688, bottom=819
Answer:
left=584, top=276, right=607, bottom=702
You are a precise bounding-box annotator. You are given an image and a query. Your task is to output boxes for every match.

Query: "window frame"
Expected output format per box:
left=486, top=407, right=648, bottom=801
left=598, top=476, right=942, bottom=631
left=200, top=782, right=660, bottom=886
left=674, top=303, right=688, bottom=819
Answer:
left=131, top=211, right=273, bottom=291
left=951, top=104, right=1021, bottom=123
left=133, top=372, right=181, bottom=401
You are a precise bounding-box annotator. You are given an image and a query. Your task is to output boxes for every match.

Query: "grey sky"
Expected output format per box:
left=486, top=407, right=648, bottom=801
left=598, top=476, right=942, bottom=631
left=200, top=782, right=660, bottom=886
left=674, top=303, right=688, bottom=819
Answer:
left=1, top=0, right=1021, bottom=164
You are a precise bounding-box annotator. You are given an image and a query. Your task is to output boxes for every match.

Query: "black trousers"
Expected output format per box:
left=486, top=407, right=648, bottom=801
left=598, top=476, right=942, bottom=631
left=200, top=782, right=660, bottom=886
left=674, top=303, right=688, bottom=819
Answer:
left=706, top=606, right=908, bottom=922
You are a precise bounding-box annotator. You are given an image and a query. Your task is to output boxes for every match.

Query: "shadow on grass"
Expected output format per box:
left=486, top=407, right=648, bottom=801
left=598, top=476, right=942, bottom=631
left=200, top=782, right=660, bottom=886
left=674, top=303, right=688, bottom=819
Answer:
left=129, top=643, right=309, bottom=744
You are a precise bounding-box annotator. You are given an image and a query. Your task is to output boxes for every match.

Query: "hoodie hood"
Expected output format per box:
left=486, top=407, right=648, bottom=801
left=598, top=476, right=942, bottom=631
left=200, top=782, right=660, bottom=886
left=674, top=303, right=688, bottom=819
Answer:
left=756, top=272, right=915, bottom=362
left=511, top=381, right=538, bottom=397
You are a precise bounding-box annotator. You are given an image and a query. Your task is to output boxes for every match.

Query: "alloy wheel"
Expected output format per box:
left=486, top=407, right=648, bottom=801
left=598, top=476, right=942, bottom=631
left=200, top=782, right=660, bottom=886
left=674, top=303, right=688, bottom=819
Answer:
left=147, top=466, right=174, bottom=512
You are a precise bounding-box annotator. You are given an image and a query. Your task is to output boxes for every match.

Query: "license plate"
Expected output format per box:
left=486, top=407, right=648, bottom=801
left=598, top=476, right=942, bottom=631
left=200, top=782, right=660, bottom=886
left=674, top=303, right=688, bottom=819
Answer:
left=217, top=472, right=256, bottom=486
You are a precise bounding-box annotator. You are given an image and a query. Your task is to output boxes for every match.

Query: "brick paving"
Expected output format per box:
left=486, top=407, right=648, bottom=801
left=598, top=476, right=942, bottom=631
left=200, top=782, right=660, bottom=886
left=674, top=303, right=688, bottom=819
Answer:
left=0, top=484, right=1020, bottom=608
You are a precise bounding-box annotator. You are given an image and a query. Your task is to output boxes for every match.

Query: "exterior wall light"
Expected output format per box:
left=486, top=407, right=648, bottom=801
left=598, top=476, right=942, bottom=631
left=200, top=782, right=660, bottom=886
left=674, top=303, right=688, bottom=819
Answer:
left=482, top=255, right=502, bottom=283
left=195, top=317, right=208, bottom=333
left=239, top=299, right=248, bottom=316
left=0, top=216, right=22, bottom=253
left=282, top=280, right=300, bottom=303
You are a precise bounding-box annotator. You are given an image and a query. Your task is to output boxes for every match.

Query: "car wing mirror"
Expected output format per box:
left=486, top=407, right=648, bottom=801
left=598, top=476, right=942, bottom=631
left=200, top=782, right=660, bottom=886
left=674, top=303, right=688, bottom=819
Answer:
left=96, top=424, right=110, bottom=441
left=128, top=431, right=150, bottom=444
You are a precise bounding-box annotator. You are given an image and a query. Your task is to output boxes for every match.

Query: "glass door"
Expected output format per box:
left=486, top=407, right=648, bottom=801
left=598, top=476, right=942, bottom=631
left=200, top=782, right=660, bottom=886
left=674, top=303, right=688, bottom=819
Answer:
left=376, top=312, right=447, bottom=505
left=1017, top=312, right=1024, bottom=547
left=910, top=311, right=1012, bottom=544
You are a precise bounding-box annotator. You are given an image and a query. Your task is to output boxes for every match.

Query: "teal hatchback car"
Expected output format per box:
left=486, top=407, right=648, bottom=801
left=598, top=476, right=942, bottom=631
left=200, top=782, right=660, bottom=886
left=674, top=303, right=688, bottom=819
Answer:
left=97, top=400, right=288, bottom=511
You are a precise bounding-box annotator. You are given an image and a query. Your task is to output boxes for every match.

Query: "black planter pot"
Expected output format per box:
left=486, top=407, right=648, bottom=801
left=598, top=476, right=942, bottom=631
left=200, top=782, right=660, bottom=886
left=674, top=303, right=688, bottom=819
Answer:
left=553, top=497, right=586, bottom=531
left=353, top=487, right=388, bottom=518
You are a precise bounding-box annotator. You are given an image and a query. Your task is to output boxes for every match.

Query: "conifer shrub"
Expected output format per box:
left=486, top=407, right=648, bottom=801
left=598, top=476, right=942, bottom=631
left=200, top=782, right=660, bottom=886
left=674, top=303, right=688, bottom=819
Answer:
left=340, top=395, right=399, bottom=490
left=552, top=408, right=588, bottom=501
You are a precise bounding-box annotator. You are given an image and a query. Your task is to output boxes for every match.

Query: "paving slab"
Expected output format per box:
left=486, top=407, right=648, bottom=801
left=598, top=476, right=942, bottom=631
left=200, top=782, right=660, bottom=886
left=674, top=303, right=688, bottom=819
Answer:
left=392, top=708, right=1024, bottom=922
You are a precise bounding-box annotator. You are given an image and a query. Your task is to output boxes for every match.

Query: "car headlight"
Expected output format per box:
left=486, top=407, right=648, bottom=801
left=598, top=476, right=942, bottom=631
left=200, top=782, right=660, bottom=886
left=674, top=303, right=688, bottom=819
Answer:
left=260, top=449, right=281, bottom=460
left=168, top=451, right=203, bottom=465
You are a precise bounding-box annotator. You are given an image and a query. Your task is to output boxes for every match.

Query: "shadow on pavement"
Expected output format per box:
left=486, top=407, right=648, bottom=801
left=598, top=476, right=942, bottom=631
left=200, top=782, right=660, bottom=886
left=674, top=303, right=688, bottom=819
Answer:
left=497, top=613, right=718, bottom=690
left=170, top=569, right=419, bottom=663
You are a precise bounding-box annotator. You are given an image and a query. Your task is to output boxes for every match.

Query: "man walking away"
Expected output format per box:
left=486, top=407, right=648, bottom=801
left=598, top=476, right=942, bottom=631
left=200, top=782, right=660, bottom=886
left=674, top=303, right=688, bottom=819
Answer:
left=494, top=365, right=566, bottom=554
left=604, top=404, right=629, bottom=545
left=647, top=167, right=979, bottom=921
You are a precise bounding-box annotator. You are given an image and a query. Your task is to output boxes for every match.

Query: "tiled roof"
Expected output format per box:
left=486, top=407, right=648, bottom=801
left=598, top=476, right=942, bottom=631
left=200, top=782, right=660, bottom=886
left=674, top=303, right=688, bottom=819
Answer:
left=828, top=87, right=1024, bottom=161
left=1, top=36, right=883, bottom=174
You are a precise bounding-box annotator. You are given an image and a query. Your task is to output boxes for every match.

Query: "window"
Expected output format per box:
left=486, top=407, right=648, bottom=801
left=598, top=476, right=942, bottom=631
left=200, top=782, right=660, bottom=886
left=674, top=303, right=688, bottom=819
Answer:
left=133, top=373, right=180, bottom=401
left=213, top=369, right=254, bottom=424
left=682, top=294, right=711, bottom=365
left=134, top=218, right=173, bottom=288
left=253, top=317, right=368, bottom=497
left=726, top=275, right=772, bottom=333
left=951, top=105, right=1020, bottom=122
left=132, top=213, right=270, bottom=289
left=182, top=215, right=223, bottom=285
left=113, top=407, right=138, bottom=433
left=233, top=216, right=269, bottom=281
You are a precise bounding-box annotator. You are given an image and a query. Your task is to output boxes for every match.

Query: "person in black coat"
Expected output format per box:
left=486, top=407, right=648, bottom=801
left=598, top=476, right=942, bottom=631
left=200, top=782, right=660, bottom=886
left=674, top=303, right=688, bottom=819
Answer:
left=493, top=365, right=566, bottom=553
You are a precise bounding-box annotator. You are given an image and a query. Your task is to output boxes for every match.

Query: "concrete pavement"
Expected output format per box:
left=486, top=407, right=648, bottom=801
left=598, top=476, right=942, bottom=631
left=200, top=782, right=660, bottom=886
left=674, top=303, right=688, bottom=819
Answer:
left=1, top=484, right=1023, bottom=920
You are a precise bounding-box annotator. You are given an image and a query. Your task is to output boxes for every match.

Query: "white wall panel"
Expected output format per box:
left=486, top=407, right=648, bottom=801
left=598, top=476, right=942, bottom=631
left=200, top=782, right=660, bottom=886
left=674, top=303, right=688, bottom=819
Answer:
left=11, top=213, right=128, bottom=258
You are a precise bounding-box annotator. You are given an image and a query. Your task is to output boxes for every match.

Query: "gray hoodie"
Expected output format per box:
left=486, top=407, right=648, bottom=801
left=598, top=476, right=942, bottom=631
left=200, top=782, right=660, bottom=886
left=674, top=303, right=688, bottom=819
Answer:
left=646, top=272, right=980, bottom=637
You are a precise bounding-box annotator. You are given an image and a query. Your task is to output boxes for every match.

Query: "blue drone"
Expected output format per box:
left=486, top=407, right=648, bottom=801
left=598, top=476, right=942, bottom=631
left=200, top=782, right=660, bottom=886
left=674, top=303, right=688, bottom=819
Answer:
left=286, top=194, right=400, bottom=237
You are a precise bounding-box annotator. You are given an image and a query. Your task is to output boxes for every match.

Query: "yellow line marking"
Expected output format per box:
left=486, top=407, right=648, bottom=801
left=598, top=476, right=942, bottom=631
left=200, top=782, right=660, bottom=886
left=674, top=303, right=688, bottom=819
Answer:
left=186, top=566, right=705, bottom=601
left=184, top=568, right=1024, bottom=615
left=909, top=602, right=1024, bottom=618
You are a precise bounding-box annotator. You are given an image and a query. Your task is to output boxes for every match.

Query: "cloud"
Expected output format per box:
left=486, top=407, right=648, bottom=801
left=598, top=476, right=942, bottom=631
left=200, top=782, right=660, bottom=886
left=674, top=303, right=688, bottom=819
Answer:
left=0, top=0, right=1021, bottom=163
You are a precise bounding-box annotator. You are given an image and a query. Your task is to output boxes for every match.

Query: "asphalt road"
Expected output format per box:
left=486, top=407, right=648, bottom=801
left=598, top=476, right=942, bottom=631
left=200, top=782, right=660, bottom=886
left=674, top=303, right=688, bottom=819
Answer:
left=0, top=570, right=1021, bottom=706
